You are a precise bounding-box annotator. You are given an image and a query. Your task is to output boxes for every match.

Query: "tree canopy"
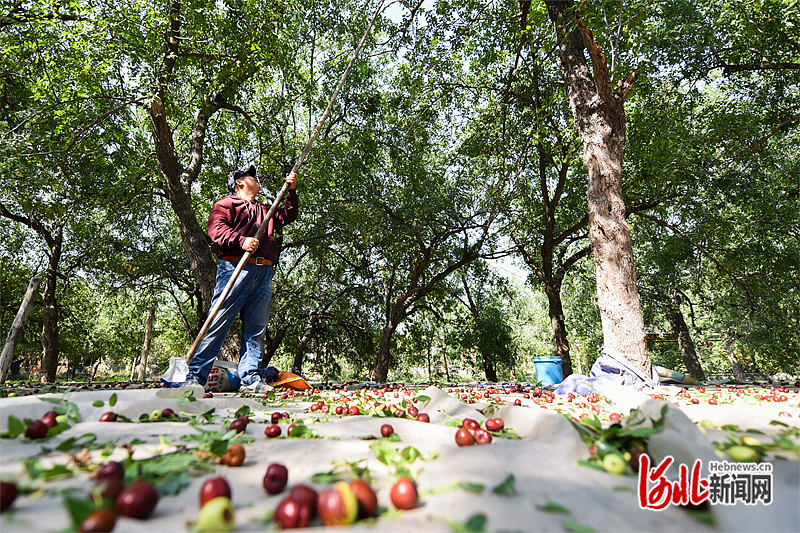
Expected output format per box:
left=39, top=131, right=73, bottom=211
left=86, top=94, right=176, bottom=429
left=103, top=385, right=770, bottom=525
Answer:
left=1, top=0, right=797, bottom=383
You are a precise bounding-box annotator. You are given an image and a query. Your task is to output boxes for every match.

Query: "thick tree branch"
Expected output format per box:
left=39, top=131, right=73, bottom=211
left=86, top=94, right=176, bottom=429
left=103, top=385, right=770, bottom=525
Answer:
left=0, top=203, right=55, bottom=248
left=575, top=4, right=615, bottom=105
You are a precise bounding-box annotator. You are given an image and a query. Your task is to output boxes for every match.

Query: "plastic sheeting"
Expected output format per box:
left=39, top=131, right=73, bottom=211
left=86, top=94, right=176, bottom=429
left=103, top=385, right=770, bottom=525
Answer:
left=555, top=347, right=660, bottom=395
left=0, top=384, right=798, bottom=532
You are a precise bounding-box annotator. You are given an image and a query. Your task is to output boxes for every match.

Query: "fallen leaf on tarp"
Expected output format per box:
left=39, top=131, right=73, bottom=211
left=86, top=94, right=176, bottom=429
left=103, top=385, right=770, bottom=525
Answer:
left=563, top=519, right=595, bottom=532
left=492, top=474, right=515, bottom=496
left=538, top=501, right=570, bottom=514
left=435, top=513, right=488, bottom=533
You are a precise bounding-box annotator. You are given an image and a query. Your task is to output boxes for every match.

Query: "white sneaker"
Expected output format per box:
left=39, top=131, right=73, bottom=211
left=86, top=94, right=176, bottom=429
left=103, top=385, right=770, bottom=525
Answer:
left=242, top=380, right=273, bottom=394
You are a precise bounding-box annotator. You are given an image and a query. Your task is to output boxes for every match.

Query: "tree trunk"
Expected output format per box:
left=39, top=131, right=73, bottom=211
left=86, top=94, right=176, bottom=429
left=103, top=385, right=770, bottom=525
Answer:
left=218, top=322, right=241, bottom=362
left=0, top=277, right=40, bottom=384
left=129, top=356, right=138, bottom=381
left=665, top=291, right=705, bottom=380
left=40, top=226, right=63, bottom=383
left=137, top=306, right=156, bottom=381
left=442, top=343, right=450, bottom=381
left=483, top=357, right=498, bottom=382
left=263, top=325, right=287, bottom=370
left=292, top=316, right=318, bottom=375
left=543, top=279, right=574, bottom=378
left=723, top=334, right=745, bottom=381
left=426, top=344, right=432, bottom=382
left=545, top=0, right=650, bottom=375
left=461, top=274, right=499, bottom=382
left=373, top=322, right=396, bottom=383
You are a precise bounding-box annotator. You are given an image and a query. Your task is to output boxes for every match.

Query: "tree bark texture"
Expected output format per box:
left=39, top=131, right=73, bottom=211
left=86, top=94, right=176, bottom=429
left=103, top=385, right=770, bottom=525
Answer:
left=483, top=356, right=498, bottom=383
left=544, top=280, right=573, bottom=378
left=292, top=315, right=320, bottom=375
left=374, top=320, right=399, bottom=383
left=723, top=334, right=745, bottom=381
left=149, top=95, right=218, bottom=308
left=137, top=306, right=156, bottom=381
left=40, top=225, right=63, bottom=383
left=545, top=0, right=650, bottom=375
left=665, top=291, right=705, bottom=380
left=263, top=325, right=287, bottom=370
left=461, top=275, right=499, bottom=382
left=0, top=276, right=40, bottom=384
left=148, top=2, right=253, bottom=357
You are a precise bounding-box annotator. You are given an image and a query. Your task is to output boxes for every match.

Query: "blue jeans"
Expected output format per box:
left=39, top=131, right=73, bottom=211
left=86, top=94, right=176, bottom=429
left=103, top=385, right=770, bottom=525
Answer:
left=186, top=260, right=274, bottom=386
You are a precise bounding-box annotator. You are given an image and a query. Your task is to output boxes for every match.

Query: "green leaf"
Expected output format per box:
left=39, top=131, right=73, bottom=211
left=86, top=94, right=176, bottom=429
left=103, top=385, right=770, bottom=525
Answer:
left=176, top=390, right=197, bottom=405
left=458, top=481, right=485, bottom=494
left=423, top=450, right=440, bottom=461
left=772, top=437, right=799, bottom=450
left=109, top=393, right=117, bottom=407
left=417, top=395, right=431, bottom=402
left=63, top=495, right=95, bottom=528
left=492, top=474, right=515, bottom=496
left=287, top=424, right=320, bottom=439
left=687, top=510, right=716, bottom=526
left=448, top=513, right=487, bottom=532
left=47, top=424, right=70, bottom=437
left=576, top=459, right=608, bottom=473
left=23, top=458, right=74, bottom=480
left=208, top=438, right=229, bottom=457
left=311, top=471, right=347, bottom=484
left=563, top=519, right=595, bottom=533
left=401, top=446, right=422, bottom=463
left=289, top=424, right=309, bottom=437
left=92, top=400, right=105, bottom=408
left=39, top=397, right=63, bottom=404
left=7, top=416, right=24, bottom=437
left=538, top=501, right=571, bottom=514
left=490, top=427, right=522, bottom=440
left=234, top=405, right=253, bottom=419
left=65, top=402, right=81, bottom=422
left=580, top=416, right=602, bottom=432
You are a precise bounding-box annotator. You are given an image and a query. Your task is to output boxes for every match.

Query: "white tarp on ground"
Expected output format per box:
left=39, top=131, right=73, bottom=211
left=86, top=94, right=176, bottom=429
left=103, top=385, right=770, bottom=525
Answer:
left=0, top=384, right=798, bottom=532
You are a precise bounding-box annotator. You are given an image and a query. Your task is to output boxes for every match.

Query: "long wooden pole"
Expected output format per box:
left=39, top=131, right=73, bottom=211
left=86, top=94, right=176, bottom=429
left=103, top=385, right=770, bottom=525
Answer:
left=186, top=0, right=385, bottom=364
left=138, top=306, right=156, bottom=381
left=0, top=276, right=40, bottom=384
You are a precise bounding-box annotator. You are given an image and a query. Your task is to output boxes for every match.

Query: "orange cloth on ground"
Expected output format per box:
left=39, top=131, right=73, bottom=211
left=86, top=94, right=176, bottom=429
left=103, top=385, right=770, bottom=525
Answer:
left=267, top=371, right=311, bottom=390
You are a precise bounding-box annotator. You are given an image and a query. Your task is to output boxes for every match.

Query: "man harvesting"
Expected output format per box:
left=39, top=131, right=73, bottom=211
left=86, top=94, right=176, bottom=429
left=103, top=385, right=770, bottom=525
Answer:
left=184, top=164, right=298, bottom=393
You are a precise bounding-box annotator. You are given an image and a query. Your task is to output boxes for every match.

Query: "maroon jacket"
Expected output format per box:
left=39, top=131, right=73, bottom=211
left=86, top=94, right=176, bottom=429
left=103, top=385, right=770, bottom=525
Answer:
left=207, top=190, right=298, bottom=263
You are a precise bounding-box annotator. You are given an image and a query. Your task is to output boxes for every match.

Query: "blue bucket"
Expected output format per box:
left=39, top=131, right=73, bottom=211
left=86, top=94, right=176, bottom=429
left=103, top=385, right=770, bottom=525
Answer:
left=533, top=356, right=564, bottom=385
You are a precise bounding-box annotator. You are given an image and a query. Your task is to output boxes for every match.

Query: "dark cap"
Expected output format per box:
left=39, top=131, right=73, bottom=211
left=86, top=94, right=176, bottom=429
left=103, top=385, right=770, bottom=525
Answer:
left=226, top=164, right=257, bottom=193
